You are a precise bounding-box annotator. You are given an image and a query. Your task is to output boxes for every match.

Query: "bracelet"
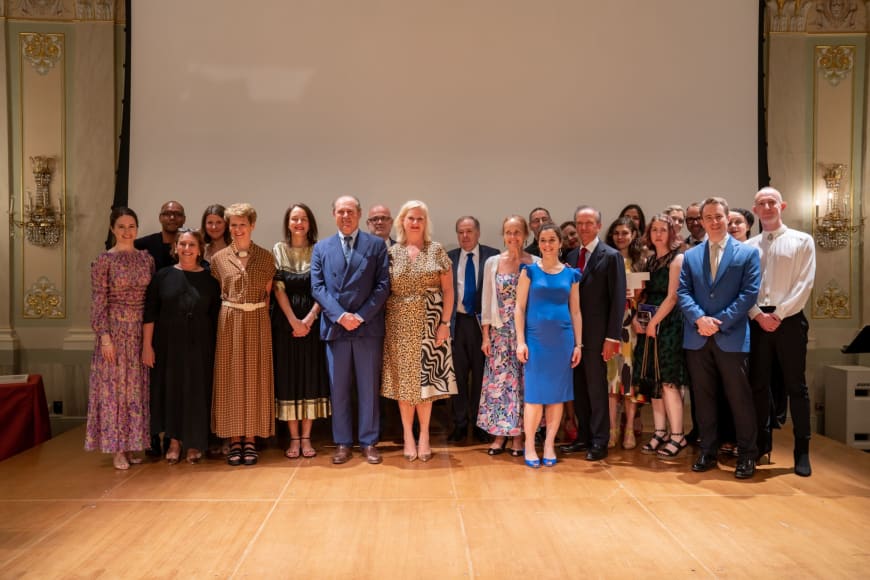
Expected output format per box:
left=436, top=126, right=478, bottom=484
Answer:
left=439, top=320, right=450, bottom=326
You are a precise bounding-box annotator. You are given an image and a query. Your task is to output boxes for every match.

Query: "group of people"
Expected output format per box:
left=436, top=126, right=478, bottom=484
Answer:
left=85, top=187, right=816, bottom=480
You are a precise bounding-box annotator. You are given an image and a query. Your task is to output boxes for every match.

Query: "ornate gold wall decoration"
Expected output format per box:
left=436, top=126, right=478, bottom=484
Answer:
left=817, top=46, right=854, bottom=87
left=17, top=0, right=64, bottom=17
left=813, top=280, right=850, bottom=319
left=813, top=0, right=858, bottom=29
left=768, top=0, right=811, bottom=33
left=22, top=33, right=63, bottom=76
left=75, top=0, right=114, bottom=20
left=24, top=276, right=64, bottom=319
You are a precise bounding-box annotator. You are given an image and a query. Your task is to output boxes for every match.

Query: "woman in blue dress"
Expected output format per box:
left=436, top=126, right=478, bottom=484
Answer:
left=515, top=224, right=583, bottom=468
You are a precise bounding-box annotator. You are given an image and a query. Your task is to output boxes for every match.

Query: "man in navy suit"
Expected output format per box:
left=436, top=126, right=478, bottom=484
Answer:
left=311, top=196, right=390, bottom=465
left=677, top=196, right=760, bottom=479
left=447, top=216, right=499, bottom=443
left=560, top=206, right=626, bottom=461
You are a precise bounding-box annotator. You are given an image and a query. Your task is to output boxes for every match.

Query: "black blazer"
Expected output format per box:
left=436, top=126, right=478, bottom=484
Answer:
left=566, top=241, right=626, bottom=349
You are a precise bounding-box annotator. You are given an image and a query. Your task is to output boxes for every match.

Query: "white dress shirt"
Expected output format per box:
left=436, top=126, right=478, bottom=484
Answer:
left=456, top=245, right=480, bottom=314
left=746, top=224, right=815, bottom=320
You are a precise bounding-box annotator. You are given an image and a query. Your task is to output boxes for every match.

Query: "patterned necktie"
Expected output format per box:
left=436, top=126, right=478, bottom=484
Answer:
left=463, top=252, right=476, bottom=314
left=577, top=247, right=588, bottom=273
left=710, top=242, right=720, bottom=281
left=343, top=235, right=353, bottom=262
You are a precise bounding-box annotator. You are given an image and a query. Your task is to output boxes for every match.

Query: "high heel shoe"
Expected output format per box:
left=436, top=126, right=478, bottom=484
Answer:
left=641, top=429, right=668, bottom=455
left=165, top=441, right=181, bottom=465
left=524, top=455, right=541, bottom=468
left=542, top=457, right=557, bottom=467
left=487, top=438, right=507, bottom=456
left=419, top=451, right=433, bottom=462
left=608, top=428, right=619, bottom=449
left=622, top=430, right=637, bottom=450
left=656, top=433, right=688, bottom=458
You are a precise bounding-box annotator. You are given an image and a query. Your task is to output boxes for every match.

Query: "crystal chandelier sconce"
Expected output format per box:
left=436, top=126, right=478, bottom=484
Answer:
left=13, top=155, right=65, bottom=247
left=814, top=163, right=862, bottom=250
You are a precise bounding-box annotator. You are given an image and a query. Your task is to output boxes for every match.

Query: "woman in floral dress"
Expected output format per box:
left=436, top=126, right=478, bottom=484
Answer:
left=86, top=207, right=154, bottom=470
left=477, top=215, right=538, bottom=457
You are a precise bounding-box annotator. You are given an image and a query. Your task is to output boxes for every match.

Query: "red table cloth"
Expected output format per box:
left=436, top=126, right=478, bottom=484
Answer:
left=0, top=374, right=52, bottom=461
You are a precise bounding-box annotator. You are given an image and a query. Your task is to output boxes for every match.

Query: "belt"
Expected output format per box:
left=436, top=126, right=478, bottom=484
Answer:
left=222, top=300, right=267, bottom=312
left=760, top=305, right=776, bottom=314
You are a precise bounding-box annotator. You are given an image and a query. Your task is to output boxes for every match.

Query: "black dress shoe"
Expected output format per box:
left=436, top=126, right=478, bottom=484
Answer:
left=559, top=440, right=588, bottom=454
left=735, top=458, right=756, bottom=479
left=692, top=454, right=718, bottom=473
left=447, top=425, right=467, bottom=443
left=794, top=450, right=812, bottom=477
left=585, top=445, right=608, bottom=461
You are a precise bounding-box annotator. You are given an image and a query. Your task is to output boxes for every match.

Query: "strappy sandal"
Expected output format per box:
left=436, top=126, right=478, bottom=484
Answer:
left=227, top=441, right=243, bottom=466
left=657, top=433, right=688, bottom=458
left=285, top=438, right=301, bottom=459
left=300, top=437, right=317, bottom=458
left=243, top=441, right=258, bottom=466
left=641, top=429, right=668, bottom=455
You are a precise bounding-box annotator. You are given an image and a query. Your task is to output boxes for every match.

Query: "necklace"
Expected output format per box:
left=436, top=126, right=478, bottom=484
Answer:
left=232, top=242, right=250, bottom=259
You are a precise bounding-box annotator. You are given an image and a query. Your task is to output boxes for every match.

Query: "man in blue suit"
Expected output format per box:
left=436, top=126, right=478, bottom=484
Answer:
left=311, top=196, right=390, bottom=465
left=677, top=196, right=761, bottom=479
left=447, top=216, right=499, bottom=444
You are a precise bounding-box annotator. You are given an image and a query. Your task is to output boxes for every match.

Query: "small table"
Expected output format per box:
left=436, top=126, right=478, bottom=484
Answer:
left=0, top=374, right=52, bottom=461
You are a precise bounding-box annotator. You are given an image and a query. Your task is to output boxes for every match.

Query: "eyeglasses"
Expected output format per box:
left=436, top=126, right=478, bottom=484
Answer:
left=367, top=216, right=391, bottom=223
left=685, top=217, right=701, bottom=223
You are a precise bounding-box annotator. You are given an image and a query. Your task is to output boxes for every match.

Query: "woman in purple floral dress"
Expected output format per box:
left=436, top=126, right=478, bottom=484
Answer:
left=85, top=207, right=154, bottom=470
left=477, top=216, right=539, bottom=457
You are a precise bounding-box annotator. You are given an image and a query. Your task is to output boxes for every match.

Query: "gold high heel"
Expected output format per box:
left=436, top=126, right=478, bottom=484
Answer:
left=608, top=428, right=619, bottom=449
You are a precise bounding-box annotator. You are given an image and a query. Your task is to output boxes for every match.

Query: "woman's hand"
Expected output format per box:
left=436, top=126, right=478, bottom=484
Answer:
left=646, top=320, right=658, bottom=339
left=435, top=323, right=450, bottom=347
left=481, top=337, right=491, bottom=357
left=101, top=342, right=116, bottom=364
left=289, top=316, right=309, bottom=338
left=517, top=342, right=529, bottom=363
left=632, top=316, right=645, bottom=335
left=141, top=343, right=155, bottom=368
left=570, top=345, right=582, bottom=368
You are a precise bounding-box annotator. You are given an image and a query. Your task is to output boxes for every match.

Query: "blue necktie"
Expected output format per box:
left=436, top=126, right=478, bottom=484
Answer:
left=343, top=235, right=353, bottom=262
left=463, top=252, right=476, bottom=314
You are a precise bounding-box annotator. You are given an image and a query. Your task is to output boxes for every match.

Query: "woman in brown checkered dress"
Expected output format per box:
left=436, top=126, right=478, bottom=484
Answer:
left=211, top=203, right=277, bottom=466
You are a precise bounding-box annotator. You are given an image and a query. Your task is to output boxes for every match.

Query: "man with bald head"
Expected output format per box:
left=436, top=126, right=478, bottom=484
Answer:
left=366, top=204, right=395, bottom=246
left=135, top=200, right=186, bottom=271
left=747, top=187, right=815, bottom=476
left=311, top=195, right=391, bottom=465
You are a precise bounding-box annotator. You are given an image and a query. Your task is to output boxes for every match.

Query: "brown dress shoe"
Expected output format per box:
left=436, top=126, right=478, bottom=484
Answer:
left=332, top=445, right=353, bottom=464
left=362, top=445, right=382, bottom=464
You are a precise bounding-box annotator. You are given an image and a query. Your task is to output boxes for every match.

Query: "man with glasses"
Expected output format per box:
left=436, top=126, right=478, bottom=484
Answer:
left=366, top=204, right=395, bottom=246
left=135, top=200, right=185, bottom=457
left=684, top=202, right=706, bottom=247
left=524, top=207, right=553, bottom=257
left=135, top=200, right=186, bottom=271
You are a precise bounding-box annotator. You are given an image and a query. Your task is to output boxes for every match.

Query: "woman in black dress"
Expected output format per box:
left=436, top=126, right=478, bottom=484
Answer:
left=272, top=203, right=331, bottom=459
left=142, top=229, right=221, bottom=463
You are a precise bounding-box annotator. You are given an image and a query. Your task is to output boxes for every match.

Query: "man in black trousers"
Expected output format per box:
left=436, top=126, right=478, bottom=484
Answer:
left=560, top=206, right=626, bottom=461
left=448, top=216, right=499, bottom=444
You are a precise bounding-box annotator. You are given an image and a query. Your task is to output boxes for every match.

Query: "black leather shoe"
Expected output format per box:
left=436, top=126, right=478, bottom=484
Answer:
left=585, top=445, right=608, bottom=461
left=735, top=458, right=756, bottom=479
left=447, top=425, right=467, bottom=443
left=559, top=440, right=588, bottom=454
left=794, top=450, right=812, bottom=477
left=692, top=454, right=718, bottom=473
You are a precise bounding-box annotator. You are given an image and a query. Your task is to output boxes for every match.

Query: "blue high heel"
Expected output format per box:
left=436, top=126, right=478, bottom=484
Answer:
left=542, top=457, right=557, bottom=467
left=524, top=456, right=541, bottom=468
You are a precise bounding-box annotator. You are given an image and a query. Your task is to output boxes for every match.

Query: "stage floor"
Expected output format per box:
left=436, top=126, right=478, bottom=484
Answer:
left=1, top=425, right=868, bottom=578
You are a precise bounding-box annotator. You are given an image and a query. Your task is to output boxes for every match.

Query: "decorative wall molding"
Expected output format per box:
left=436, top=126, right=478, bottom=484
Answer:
left=817, top=45, right=855, bottom=86
left=23, top=276, right=64, bottom=318
left=17, top=0, right=64, bottom=17
left=22, top=33, right=63, bottom=76
left=811, top=0, right=860, bottom=30
left=6, top=0, right=120, bottom=21
left=768, top=0, right=812, bottom=33
left=813, top=279, right=851, bottom=318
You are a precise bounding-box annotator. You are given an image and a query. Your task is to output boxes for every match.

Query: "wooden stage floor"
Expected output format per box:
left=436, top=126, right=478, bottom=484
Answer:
left=1, top=425, right=868, bottom=579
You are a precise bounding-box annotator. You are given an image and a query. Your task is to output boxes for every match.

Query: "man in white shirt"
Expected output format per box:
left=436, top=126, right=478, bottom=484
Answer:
left=747, top=187, right=816, bottom=477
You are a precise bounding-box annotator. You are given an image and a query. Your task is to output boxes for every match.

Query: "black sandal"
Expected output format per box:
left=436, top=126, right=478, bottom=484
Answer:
left=243, top=441, right=258, bottom=466
left=227, top=442, right=243, bottom=466
left=641, top=429, right=668, bottom=455
left=657, top=432, right=688, bottom=458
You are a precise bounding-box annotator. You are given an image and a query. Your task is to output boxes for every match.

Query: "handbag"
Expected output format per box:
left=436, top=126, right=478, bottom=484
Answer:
left=637, top=334, right=662, bottom=399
